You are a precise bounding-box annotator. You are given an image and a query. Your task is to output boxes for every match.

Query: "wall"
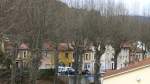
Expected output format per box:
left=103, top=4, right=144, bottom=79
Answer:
left=59, top=51, right=74, bottom=66
left=82, top=51, right=95, bottom=74
left=103, top=65, right=150, bottom=84
left=39, top=51, right=55, bottom=69
left=117, top=48, right=130, bottom=69
left=101, top=45, right=114, bottom=70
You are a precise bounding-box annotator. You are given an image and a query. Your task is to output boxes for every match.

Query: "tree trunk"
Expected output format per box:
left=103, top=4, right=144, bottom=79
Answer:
left=94, top=43, right=105, bottom=84
left=73, top=47, right=79, bottom=84
left=11, top=44, right=18, bottom=84
left=114, top=49, right=121, bottom=70
left=54, top=47, right=59, bottom=84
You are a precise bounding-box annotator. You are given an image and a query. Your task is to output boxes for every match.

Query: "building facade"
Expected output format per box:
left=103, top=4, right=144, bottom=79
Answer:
left=82, top=49, right=95, bottom=74
left=58, top=43, right=74, bottom=67
left=39, top=42, right=55, bottom=69
left=101, top=45, right=115, bottom=71
left=16, top=43, right=31, bottom=69
left=117, top=42, right=131, bottom=69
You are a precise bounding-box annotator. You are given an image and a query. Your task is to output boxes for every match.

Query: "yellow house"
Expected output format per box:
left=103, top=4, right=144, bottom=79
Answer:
left=58, top=43, right=74, bottom=67
left=103, top=58, right=150, bottom=84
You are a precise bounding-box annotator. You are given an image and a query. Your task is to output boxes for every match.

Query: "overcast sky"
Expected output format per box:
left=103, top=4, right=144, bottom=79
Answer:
left=60, top=0, right=150, bottom=15
left=115, top=0, right=150, bottom=15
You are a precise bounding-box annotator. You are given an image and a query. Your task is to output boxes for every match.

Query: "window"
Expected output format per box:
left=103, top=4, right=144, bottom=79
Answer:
left=45, top=51, right=48, bottom=57
left=120, top=56, right=122, bottom=59
left=111, top=58, right=114, bottom=61
left=16, top=62, right=19, bottom=68
left=85, top=54, right=88, bottom=60
left=65, top=53, right=69, bottom=59
left=87, top=64, right=90, bottom=68
left=69, top=63, right=71, bottom=67
left=111, top=63, right=114, bottom=70
left=84, top=64, right=87, bottom=69
left=23, top=51, right=27, bottom=58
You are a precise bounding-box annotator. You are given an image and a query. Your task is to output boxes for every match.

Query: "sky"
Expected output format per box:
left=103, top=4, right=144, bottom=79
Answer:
left=115, top=0, right=150, bottom=15
left=60, top=0, right=150, bottom=15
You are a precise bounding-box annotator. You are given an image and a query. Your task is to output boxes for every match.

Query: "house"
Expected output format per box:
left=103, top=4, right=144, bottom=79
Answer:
left=58, top=43, right=74, bottom=67
left=82, top=44, right=115, bottom=74
left=16, top=43, right=31, bottom=68
left=101, top=45, right=115, bottom=71
left=39, top=41, right=55, bottom=69
left=82, top=45, right=95, bottom=74
left=103, top=58, right=150, bottom=84
left=130, top=48, right=144, bottom=63
left=117, top=42, right=131, bottom=69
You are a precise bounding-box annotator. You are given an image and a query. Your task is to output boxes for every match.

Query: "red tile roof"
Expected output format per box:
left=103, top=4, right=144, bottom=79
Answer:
left=104, top=58, right=150, bottom=78
left=120, top=42, right=131, bottom=48
left=58, top=43, right=73, bottom=51
left=42, top=42, right=54, bottom=50
left=19, top=43, right=29, bottom=49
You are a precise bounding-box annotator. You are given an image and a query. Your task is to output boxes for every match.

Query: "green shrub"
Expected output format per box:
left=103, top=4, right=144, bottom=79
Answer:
left=38, top=69, right=55, bottom=79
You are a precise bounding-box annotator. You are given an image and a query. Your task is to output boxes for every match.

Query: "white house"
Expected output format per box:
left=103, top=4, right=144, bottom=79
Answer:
left=117, top=42, right=131, bottom=69
left=82, top=45, right=95, bottom=74
left=130, top=48, right=144, bottom=63
left=82, top=44, right=115, bottom=74
left=101, top=45, right=115, bottom=71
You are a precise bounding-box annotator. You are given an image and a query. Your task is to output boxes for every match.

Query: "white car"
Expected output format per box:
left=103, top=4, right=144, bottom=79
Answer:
left=58, top=66, right=65, bottom=73
left=58, top=66, right=75, bottom=73
left=65, top=67, right=75, bottom=72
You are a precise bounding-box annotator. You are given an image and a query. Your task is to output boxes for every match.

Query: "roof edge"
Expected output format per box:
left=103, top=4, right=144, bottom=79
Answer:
left=103, top=64, right=150, bottom=79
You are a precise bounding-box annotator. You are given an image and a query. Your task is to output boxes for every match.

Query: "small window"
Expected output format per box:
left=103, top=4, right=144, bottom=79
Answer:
left=84, top=64, right=87, bottom=69
left=87, top=64, right=90, bottom=68
left=16, top=62, right=19, bottom=68
left=23, top=51, right=27, bottom=58
left=85, top=54, right=88, bottom=60
left=69, top=63, right=71, bottom=67
left=111, top=58, right=114, bottom=61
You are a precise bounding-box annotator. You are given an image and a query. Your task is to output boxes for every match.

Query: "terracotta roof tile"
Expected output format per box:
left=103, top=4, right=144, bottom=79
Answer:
left=19, top=43, right=29, bottom=49
left=42, top=42, right=54, bottom=50
left=120, top=42, right=131, bottom=48
left=58, top=43, right=73, bottom=51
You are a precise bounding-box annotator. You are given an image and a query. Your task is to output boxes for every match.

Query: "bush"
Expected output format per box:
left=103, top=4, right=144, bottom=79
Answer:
left=38, top=69, right=55, bottom=79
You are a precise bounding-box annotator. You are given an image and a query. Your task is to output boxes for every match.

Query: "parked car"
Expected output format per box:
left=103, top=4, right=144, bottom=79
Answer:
left=82, top=69, right=90, bottom=75
left=58, top=66, right=65, bottom=73
left=58, top=66, right=75, bottom=75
